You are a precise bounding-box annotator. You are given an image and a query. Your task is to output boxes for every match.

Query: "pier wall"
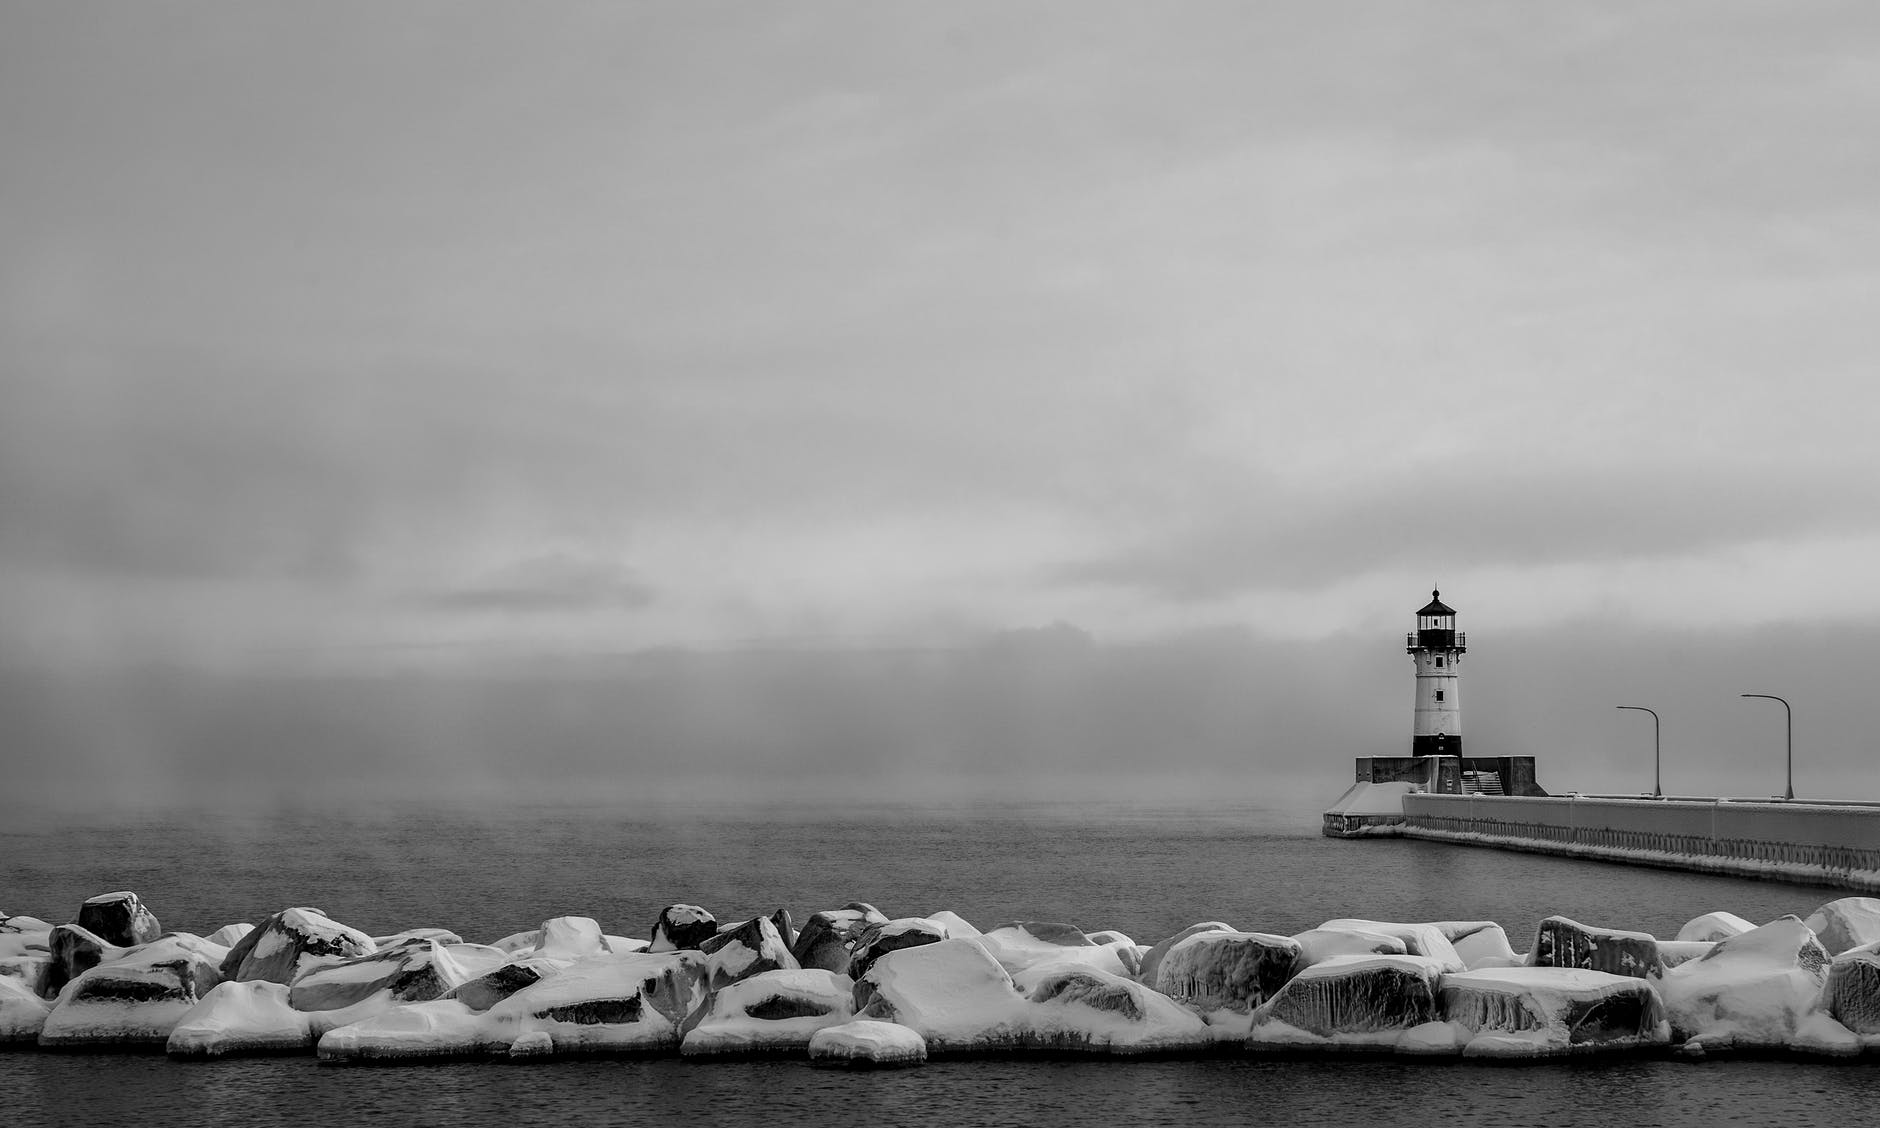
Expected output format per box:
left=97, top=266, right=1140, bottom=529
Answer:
left=1397, top=794, right=1880, bottom=892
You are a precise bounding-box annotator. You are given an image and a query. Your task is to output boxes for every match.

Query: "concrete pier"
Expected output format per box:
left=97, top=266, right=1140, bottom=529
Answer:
left=1334, top=791, right=1880, bottom=892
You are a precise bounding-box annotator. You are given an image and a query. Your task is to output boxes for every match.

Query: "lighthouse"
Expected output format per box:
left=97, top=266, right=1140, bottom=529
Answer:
left=1407, top=589, right=1465, bottom=757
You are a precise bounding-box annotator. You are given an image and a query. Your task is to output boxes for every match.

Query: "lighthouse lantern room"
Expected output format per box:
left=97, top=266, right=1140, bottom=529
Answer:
left=1407, top=589, right=1465, bottom=757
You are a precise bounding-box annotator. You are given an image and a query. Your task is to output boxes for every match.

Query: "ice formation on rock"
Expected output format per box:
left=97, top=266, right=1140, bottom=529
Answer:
left=1318, top=920, right=1463, bottom=973
left=1657, top=915, right=1848, bottom=1054
left=849, top=917, right=950, bottom=980
left=1021, top=964, right=1210, bottom=1054
left=205, top=923, right=253, bottom=948
left=977, top=921, right=1136, bottom=980
left=698, top=915, right=799, bottom=989
left=371, top=927, right=463, bottom=948
left=1247, top=954, right=1447, bottom=1052
left=1655, top=940, right=1715, bottom=969
left=1803, top=897, right=1880, bottom=956
left=1434, top=922, right=1519, bottom=970
left=288, top=938, right=482, bottom=1013
left=1151, top=930, right=1300, bottom=1013
left=0, top=974, right=52, bottom=1043
left=1439, top=967, right=1670, bottom=1058
left=808, top=1018, right=928, bottom=1068
left=680, top=967, right=854, bottom=1056
left=1676, top=911, right=1754, bottom=944
left=1135, top=922, right=1233, bottom=987
left=648, top=904, right=717, bottom=952
left=1289, top=927, right=1406, bottom=973
left=1824, top=940, right=1880, bottom=1035
left=166, top=981, right=314, bottom=1057
left=39, top=934, right=227, bottom=1049
left=220, top=908, right=376, bottom=985
left=1528, top=916, right=1661, bottom=979
left=45, top=924, right=127, bottom=997
left=533, top=916, right=612, bottom=960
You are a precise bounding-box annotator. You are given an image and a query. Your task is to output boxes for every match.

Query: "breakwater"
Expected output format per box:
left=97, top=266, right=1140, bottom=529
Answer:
left=1386, top=794, right=1880, bottom=892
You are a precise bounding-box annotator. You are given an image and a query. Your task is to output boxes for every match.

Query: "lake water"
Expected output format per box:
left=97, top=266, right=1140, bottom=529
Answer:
left=3, top=800, right=1874, bottom=1126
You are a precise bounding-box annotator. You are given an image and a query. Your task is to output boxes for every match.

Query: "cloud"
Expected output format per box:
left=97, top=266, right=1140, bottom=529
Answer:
left=425, top=552, right=654, bottom=614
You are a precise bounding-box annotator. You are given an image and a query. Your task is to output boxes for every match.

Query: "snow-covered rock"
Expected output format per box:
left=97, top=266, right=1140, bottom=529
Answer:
left=220, top=908, right=376, bottom=985
left=371, top=927, right=463, bottom=948
left=1677, top=912, right=1754, bottom=944
left=924, top=910, right=982, bottom=939
left=0, top=954, right=50, bottom=998
left=808, top=1019, right=927, bottom=1068
left=850, top=917, right=950, bottom=979
left=976, top=921, right=1135, bottom=979
left=790, top=907, right=885, bottom=975
left=0, top=974, right=52, bottom=1043
left=316, top=998, right=490, bottom=1062
left=1656, top=941, right=1716, bottom=969
left=767, top=909, right=796, bottom=950
left=77, top=891, right=162, bottom=948
left=448, top=958, right=558, bottom=1012
left=39, top=934, right=226, bottom=1049
left=853, top=939, right=1206, bottom=1055
left=489, top=929, right=541, bottom=954
left=533, top=917, right=611, bottom=960
left=166, top=981, right=314, bottom=1057
left=1248, top=954, right=1447, bottom=1052
left=1290, top=927, right=1406, bottom=973
left=1439, top=967, right=1670, bottom=1058
left=680, top=968, right=854, bottom=1056
left=1319, top=920, right=1463, bottom=973
left=1, top=912, right=52, bottom=935
left=288, top=939, right=480, bottom=1013
left=1437, top=922, right=1519, bottom=970
left=698, top=915, right=799, bottom=989
left=1529, top=916, right=1661, bottom=979
left=45, top=924, right=127, bottom=997
left=647, top=904, right=716, bottom=952
left=205, top=923, right=253, bottom=948
left=1151, top=930, right=1300, bottom=1014
left=1804, top=898, right=1880, bottom=957
left=1658, top=915, right=1843, bottom=1053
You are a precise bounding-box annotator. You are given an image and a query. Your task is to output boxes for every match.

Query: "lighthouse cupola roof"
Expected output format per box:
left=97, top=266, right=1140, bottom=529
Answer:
left=1416, top=589, right=1455, bottom=618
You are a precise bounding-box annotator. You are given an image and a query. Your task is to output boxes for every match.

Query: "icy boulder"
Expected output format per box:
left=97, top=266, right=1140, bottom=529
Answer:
left=77, top=891, right=162, bottom=948
left=1677, top=912, right=1754, bottom=944
left=45, top=924, right=127, bottom=997
left=768, top=909, right=796, bottom=950
left=1529, top=916, right=1661, bottom=979
left=648, top=904, right=717, bottom=952
left=791, top=907, right=886, bottom=975
left=1656, top=941, right=1716, bottom=969
left=680, top=968, right=854, bottom=1057
left=39, top=934, right=226, bottom=1049
left=1658, top=915, right=1846, bottom=1054
left=1291, top=927, right=1406, bottom=972
left=1440, top=967, right=1670, bottom=1058
left=977, top=921, right=1136, bottom=980
left=166, top=981, right=314, bottom=1057
left=925, top=910, right=983, bottom=939
left=1152, top=930, right=1300, bottom=1014
left=1825, top=941, right=1880, bottom=1035
left=0, top=975, right=52, bottom=1043
left=699, top=915, right=799, bottom=989
left=1136, top=922, right=1234, bottom=987
left=475, top=950, right=712, bottom=1057
left=850, top=918, right=950, bottom=980
left=808, top=1019, right=927, bottom=1068
left=2, top=911, right=52, bottom=934
left=288, top=939, right=480, bottom=1013
left=852, top=938, right=1027, bottom=1051
left=0, top=953, right=49, bottom=999
left=1804, top=898, right=1880, bottom=956
left=220, top=908, right=376, bottom=985
left=1021, top=964, right=1210, bottom=1054
left=205, top=923, right=253, bottom=948
left=533, top=917, right=612, bottom=960
left=1436, top=922, right=1520, bottom=970
left=1248, top=955, right=1446, bottom=1052
left=448, top=958, right=559, bottom=1012
left=1319, top=920, right=1463, bottom=972
left=317, top=999, right=490, bottom=1062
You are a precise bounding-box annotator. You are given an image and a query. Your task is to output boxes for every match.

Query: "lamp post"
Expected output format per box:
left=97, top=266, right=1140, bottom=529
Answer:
left=1616, top=706, right=1661, bottom=798
left=1740, top=694, right=1793, bottom=801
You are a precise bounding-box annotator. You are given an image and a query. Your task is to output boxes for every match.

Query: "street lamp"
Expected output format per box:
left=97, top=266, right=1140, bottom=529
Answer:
left=1740, top=694, right=1793, bottom=801
left=1616, top=706, right=1661, bottom=798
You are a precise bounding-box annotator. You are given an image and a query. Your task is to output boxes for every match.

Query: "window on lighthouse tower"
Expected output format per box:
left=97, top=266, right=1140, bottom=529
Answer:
left=1435, top=657, right=1444, bottom=668
left=1435, top=691, right=1445, bottom=701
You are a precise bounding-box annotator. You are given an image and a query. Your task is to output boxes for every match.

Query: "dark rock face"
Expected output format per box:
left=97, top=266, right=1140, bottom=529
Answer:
left=699, top=916, right=798, bottom=989
left=288, top=939, right=465, bottom=1012
left=46, top=924, right=124, bottom=998
left=538, top=997, right=643, bottom=1026
left=451, top=962, right=546, bottom=1012
left=745, top=994, right=834, bottom=1021
left=1029, top=970, right=1144, bottom=1021
left=849, top=919, right=949, bottom=981
left=1154, top=931, right=1302, bottom=1012
left=219, top=908, right=376, bottom=985
left=1562, top=987, right=1666, bottom=1045
left=1138, top=923, right=1234, bottom=987
left=791, top=910, right=881, bottom=975
left=633, top=953, right=711, bottom=1026
left=769, top=909, right=796, bottom=951
left=76, top=892, right=162, bottom=948
left=1826, top=944, right=1880, bottom=1033
left=1530, top=916, right=1663, bottom=979
left=648, top=905, right=718, bottom=952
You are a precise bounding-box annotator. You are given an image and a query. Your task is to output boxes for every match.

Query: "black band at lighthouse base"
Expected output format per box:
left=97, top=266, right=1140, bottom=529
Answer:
left=1412, top=735, right=1460, bottom=757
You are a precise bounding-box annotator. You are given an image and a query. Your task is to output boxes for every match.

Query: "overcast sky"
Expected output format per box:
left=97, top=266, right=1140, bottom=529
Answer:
left=4, top=3, right=1878, bottom=807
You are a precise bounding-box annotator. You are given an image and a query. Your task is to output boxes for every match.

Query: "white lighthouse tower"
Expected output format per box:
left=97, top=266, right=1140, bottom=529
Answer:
left=1407, top=589, right=1465, bottom=757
